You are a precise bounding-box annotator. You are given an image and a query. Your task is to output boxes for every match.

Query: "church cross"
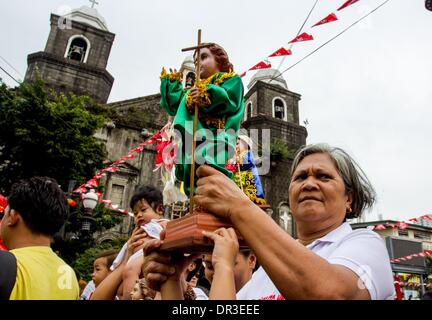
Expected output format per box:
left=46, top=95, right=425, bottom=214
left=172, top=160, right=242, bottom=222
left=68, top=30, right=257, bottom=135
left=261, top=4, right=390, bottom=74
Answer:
left=181, top=30, right=213, bottom=215
left=280, top=212, right=290, bottom=231
left=89, top=0, right=99, bottom=8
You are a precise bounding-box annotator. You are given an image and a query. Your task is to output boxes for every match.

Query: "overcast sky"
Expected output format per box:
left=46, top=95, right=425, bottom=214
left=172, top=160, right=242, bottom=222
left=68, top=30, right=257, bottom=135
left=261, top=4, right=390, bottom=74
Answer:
left=1, top=0, right=431, bottom=222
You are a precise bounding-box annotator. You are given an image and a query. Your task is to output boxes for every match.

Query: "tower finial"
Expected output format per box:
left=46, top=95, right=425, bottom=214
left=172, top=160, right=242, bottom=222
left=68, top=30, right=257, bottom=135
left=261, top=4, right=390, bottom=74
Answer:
left=89, top=0, right=99, bottom=8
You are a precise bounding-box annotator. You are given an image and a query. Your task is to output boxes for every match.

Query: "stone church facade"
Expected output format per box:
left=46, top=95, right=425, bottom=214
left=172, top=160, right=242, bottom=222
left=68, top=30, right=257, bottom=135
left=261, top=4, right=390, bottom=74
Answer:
left=24, top=5, right=307, bottom=241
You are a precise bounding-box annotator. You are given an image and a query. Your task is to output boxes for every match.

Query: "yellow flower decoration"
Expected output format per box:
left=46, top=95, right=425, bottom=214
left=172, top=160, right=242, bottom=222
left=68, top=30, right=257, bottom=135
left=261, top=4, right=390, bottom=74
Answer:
left=160, top=67, right=182, bottom=83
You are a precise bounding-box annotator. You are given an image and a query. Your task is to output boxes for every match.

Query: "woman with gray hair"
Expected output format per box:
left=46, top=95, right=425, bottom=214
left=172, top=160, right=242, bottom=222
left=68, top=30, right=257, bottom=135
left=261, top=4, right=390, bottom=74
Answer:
left=142, top=143, right=395, bottom=300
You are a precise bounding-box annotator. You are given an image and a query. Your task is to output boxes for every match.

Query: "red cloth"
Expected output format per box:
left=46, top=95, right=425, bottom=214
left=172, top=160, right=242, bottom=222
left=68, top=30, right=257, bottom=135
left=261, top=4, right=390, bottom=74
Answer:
left=394, top=275, right=403, bottom=300
left=0, top=220, right=7, bottom=251
left=0, top=194, right=7, bottom=213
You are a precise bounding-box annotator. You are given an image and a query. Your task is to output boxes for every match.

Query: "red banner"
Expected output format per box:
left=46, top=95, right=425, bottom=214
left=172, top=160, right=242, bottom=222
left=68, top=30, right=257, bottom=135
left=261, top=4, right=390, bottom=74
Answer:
left=288, top=32, right=314, bottom=44
left=268, top=47, right=292, bottom=57
left=337, top=0, right=360, bottom=11
left=249, top=61, right=272, bottom=71
left=312, top=13, right=338, bottom=27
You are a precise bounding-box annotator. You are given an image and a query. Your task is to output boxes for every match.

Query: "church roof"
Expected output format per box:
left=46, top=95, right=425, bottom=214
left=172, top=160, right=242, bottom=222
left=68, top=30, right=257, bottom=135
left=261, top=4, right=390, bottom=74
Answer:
left=179, top=55, right=195, bottom=73
left=66, top=6, right=109, bottom=31
left=248, top=68, right=288, bottom=90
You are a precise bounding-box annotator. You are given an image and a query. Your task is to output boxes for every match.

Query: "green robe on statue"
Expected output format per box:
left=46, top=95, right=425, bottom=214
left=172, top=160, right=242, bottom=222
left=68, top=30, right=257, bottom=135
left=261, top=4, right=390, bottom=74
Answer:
left=160, top=69, right=244, bottom=196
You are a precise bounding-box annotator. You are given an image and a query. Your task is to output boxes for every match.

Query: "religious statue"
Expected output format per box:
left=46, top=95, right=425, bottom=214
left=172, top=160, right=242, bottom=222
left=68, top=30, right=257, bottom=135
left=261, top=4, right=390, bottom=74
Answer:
left=157, top=30, right=245, bottom=252
left=225, top=135, right=267, bottom=206
left=159, top=46, right=244, bottom=198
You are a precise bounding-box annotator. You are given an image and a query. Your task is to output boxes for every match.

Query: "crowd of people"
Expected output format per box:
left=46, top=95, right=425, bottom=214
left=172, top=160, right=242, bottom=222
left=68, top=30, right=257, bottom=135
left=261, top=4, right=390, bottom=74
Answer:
left=1, top=143, right=423, bottom=300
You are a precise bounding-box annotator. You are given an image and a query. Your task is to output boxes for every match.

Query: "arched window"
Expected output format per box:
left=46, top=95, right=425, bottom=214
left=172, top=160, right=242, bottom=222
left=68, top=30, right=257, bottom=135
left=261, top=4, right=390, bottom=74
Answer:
left=65, top=35, right=91, bottom=63
left=273, top=98, right=286, bottom=121
left=244, top=102, right=252, bottom=121
left=185, top=72, right=196, bottom=88
left=247, top=102, right=253, bottom=119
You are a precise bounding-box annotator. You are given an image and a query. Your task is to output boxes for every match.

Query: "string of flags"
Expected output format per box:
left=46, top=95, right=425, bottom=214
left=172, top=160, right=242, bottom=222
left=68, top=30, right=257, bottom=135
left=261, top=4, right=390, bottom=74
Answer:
left=394, top=280, right=425, bottom=289
left=71, top=126, right=167, bottom=216
left=390, top=250, right=432, bottom=264
left=239, top=0, right=362, bottom=77
left=372, top=215, right=432, bottom=231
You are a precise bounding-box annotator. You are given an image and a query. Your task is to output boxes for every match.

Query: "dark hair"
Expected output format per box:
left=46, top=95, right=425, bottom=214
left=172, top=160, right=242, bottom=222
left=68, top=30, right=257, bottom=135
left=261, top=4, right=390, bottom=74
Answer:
left=186, top=258, right=203, bottom=282
left=239, top=249, right=252, bottom=258
left=194, top=43, right=234, bottom=73
left=290, top=144, right=376, bottom=219
left=95, top=249, right=119, bottom=269
left=8, top=176, right=68, bottom=236
left=239, top=249, right=260, bottom=272
left=129, top=185, right=163, bottom=210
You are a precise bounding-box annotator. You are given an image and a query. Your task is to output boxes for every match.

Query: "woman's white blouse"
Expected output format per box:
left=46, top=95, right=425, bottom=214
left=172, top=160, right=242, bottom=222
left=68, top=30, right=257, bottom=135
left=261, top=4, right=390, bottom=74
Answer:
left=236, top=222, right=396, bottom=300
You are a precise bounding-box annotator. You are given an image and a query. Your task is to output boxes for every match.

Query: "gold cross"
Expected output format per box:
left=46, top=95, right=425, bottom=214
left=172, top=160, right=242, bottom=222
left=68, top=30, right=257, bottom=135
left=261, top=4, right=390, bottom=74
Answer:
left=181, top=30, right=213, bottom=215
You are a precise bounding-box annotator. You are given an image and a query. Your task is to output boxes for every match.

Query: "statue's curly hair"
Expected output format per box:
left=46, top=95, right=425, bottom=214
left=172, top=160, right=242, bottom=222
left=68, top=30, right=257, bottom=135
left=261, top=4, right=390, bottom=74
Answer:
left=194, top=43, right=234, bottom=73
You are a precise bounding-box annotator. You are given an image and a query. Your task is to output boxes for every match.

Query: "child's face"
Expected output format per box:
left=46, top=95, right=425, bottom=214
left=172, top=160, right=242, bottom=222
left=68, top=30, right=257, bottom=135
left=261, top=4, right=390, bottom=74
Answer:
left=132, top=199, right=162, bottom=228
left=91, top=257, right=110, bottom=287
left=130, top=281, right=143, bottom=300
left=233, top=253, right=256, bottom=292
left=196, top=48, right=219, bottom=79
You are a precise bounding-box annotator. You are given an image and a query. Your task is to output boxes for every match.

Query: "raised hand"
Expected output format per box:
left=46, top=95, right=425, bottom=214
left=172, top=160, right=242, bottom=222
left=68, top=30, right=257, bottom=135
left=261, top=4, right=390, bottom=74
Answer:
left=203, top=228, right=239, bottom=271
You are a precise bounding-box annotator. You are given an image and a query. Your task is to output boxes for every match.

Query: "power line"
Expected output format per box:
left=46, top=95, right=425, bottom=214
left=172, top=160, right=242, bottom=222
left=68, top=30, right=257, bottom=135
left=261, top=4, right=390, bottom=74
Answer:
left=0, top=55, right=24, bottom=78
left=268, top=0, right=320, bottom=85
left=0, top=65, right=21, bottom=85
left=271, top=0, right=393, bottom=81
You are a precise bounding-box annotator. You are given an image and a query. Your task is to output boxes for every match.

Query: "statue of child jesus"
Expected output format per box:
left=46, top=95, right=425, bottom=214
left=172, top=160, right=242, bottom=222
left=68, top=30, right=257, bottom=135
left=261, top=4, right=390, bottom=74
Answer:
left=159, top=43, right=244, bottom=197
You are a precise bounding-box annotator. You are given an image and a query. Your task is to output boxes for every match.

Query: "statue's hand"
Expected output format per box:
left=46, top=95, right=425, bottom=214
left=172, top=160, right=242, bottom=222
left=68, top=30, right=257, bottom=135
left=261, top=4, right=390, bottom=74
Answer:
left=189, top=87, right=200, bottom=103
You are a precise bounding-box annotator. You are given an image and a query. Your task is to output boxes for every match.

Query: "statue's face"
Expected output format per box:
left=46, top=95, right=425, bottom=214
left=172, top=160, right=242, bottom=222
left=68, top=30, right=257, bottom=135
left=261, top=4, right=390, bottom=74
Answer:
left=196, top=48, right=219, bottom=79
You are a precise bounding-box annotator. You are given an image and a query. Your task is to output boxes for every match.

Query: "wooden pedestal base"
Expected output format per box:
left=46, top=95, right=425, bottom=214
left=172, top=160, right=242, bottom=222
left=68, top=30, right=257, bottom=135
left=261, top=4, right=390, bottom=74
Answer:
left=160, top=208, right=247, bottom=253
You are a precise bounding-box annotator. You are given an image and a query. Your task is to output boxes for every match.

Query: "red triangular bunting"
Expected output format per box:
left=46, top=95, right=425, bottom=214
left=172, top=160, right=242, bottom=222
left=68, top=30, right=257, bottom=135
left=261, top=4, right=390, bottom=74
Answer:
left=288, top=32, right=314, bottom=44
left=337, top=0, right=360, bottom=11
left=249, top=61, right=272, bottom=71
left=268, top=47, right=292, bottom=57
left=374, top=224, right=386, bottom=231
left=312, top=13, right=338, bottom=27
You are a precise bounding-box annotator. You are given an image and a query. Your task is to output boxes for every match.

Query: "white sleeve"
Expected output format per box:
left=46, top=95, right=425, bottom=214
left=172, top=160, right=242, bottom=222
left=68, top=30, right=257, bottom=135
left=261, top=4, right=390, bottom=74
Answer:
left=326, top=230, right=395, bottom=300
left=110, top=242, right=128, bottom=271
left=193, top=287, right=209, bottom=300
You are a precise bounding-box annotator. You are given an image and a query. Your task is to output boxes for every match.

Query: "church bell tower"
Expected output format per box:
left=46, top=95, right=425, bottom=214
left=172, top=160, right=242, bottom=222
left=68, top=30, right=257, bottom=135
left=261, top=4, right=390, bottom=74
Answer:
left=24, top=2, right=115, bottom=103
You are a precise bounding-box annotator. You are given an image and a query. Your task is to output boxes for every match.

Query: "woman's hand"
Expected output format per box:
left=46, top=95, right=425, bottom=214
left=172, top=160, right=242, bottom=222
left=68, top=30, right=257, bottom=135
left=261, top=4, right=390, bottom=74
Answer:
left=194, top=165, right=253, bottom=221
left=141, top=239, right=198, bottom=291
left=203, top=228, right=239, bottom=272
left=126, top=227, right=148, bottom=260
left=141, top=239, right=176, bottom=291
